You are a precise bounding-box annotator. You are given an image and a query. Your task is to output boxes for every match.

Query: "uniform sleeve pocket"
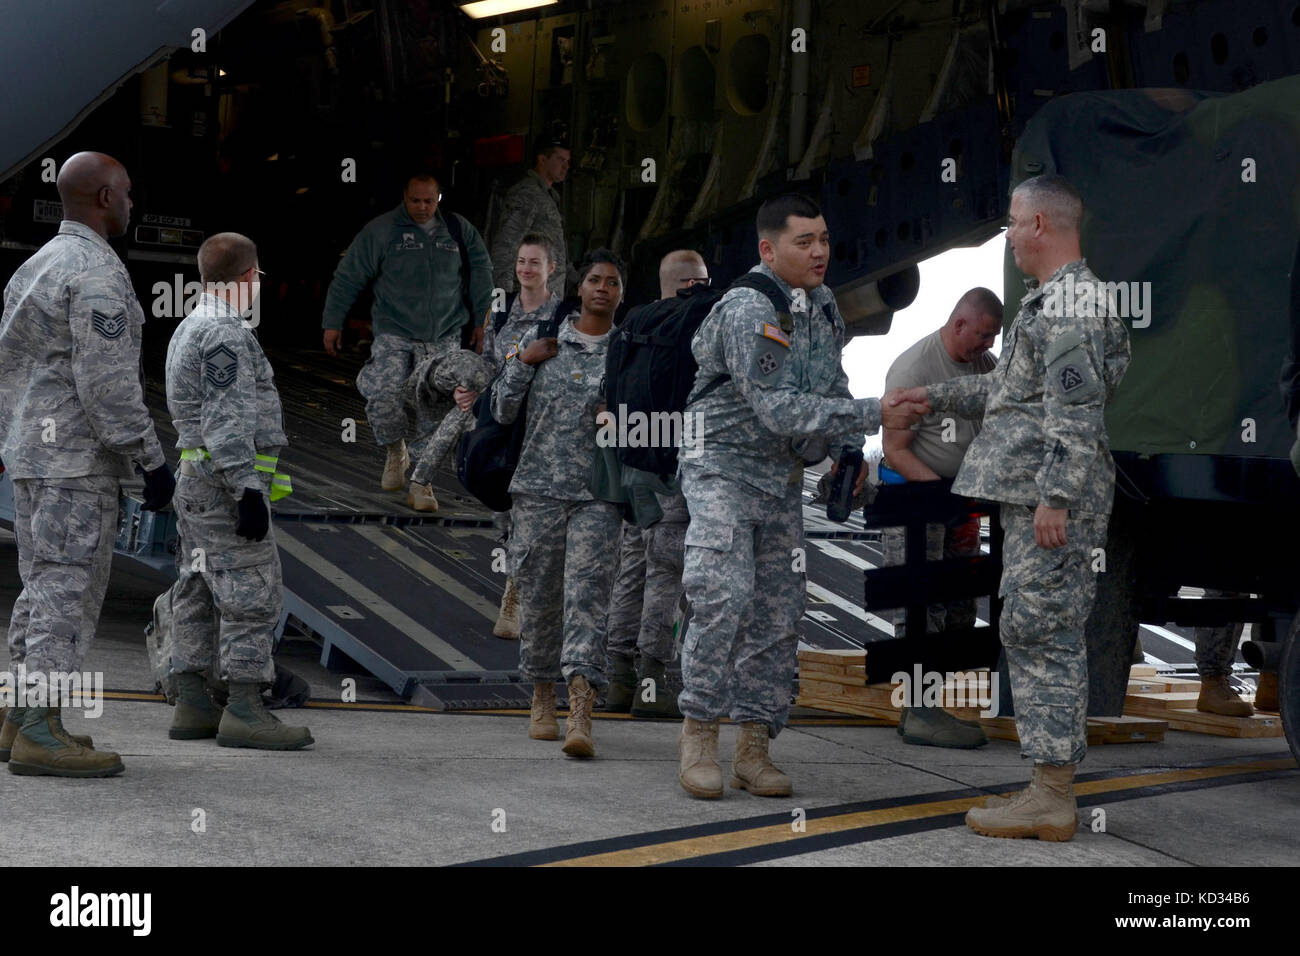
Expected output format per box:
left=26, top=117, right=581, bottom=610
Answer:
left=1044, top=330, right=1101, bottom=405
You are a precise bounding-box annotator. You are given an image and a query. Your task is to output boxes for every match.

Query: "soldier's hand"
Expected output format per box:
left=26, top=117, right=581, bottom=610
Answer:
left=470, top=325, right=485, bottom=355
left=453, top=386, right=478, bottom=412
left=323, top=329, right=343, bottom=357
left=520, top=337, right=559, bottom=365
left=140, top=463, right=177, bottom=512
left=235, top=488, right=270, bottom=541
left=885, top=386, right=930, bottom=411
left=1034, top=503, right=1068, bottom=549
left=882, top=400, right=928, bottom=430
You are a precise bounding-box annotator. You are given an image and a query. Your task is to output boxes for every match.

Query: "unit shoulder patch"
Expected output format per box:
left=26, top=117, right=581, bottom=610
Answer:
left=749, top=332, right=788, bottom=383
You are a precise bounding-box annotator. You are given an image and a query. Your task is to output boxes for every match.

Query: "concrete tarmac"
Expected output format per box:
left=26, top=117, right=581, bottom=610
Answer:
left=1, top=535, right=1296, bottom=867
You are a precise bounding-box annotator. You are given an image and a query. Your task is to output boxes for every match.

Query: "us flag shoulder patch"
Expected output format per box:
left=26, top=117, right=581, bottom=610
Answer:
left=760, top=322, right=790, bottom=348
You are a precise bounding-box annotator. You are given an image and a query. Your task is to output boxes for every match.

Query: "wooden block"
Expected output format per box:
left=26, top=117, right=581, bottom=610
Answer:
left=1126, top=692, right=1201, bottom=712
left=797, top=669, right=867, bottom=688
left=798, top=649, right=867, bottom=666
left=1159, top=709, right=1284, bottom=738
left=980, top=715, right=1168, bottom=745
left=798, top=678, right=846, bottom=698
left=1129, top=664, right=1158, bottom=678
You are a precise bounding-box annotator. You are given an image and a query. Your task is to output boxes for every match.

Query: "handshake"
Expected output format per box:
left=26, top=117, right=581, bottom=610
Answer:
left=881, top=386, right=931, bottom=430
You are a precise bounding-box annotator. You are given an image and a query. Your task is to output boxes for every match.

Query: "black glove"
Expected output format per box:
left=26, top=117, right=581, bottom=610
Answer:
left=140, top=463, right=176, bottom=512
left=235, top=488, right=270, bottom=541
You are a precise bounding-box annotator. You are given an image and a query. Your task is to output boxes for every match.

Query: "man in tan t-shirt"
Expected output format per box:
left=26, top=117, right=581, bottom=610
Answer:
left=881, top=287, right=1001, bottom=748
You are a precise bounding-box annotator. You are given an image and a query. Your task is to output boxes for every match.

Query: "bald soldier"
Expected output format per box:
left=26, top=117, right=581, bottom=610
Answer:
left=162, top=233, right=312, bottom=750
left=605, top=250, right=710, bottom=717
left=896, top=175, right=1131, bottom=840
left=0, top=152, right=175, bottom=777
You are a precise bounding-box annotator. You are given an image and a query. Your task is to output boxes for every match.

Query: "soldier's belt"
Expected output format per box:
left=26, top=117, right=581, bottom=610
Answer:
left=179, top=448, right=293, bottom=501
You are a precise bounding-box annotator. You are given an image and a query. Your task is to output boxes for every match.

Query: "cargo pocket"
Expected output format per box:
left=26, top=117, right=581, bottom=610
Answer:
left=31, top=488, right=109, bottom=565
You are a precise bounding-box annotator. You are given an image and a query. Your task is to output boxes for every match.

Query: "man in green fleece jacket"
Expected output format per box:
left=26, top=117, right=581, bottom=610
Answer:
left=322, top=173, right=493, bottom=492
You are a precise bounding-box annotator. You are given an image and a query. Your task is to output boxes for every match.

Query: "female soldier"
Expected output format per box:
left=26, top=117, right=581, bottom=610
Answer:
left=491, top=249, right=625, bottom=757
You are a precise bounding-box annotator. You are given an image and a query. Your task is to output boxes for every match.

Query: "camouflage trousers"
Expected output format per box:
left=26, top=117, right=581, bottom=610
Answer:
left=999, top=504, right=1108, bottom=766
left=512, top=494, right=622, bottom=688
left=679, top=471, right=806, bottom=735
left=607, top=487, right=690, bottom=665
left=409, top=348, right=496, bottom=485
left=7, top=476, right=119, bottom=684
left=167, top=471, right=280, bottom=684
left=606, top=524, right=646, bottom=659
left=1193, top=588, right=1245, bottom=678
left=356, top=333, right=452, bottom=452
left=880, top=518, right=980, bottom=633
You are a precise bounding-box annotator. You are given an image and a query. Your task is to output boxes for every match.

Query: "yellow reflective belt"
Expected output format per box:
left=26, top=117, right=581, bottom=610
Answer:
left=181, top=448, right=293, bottom=501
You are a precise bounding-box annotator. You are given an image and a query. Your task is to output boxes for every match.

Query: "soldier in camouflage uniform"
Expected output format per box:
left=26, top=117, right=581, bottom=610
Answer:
left=479, top=235, right=561, bottom=638
left=676, top=196, right=925, bottom=799
left=322, top=174, right=493, bottom=501
left=1191, top=589, right=1259, bottom=716
left=605, top=251, right=711, bottom=717
left=404, top=346, right=496, bottom=510
left=163, top=232, right=312, bottom=751
left=0, top=152, right=174, bottom=777
left=879, top=288, right=1001, bottom=749
left=900, top=175, right=1131, bottom=841
left=489, top=139, right=571, bottom=298
left=491, top=250, right=626, bottom=758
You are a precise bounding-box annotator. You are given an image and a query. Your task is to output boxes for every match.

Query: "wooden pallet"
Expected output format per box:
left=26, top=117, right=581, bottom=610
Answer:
left=981, top=714, right=1167, bottom=745
left=797, top=649, right=991, bottom=721
left=796, top=651, right=1166, bottom=744
left=1122, top=666, right=1283, bottom=738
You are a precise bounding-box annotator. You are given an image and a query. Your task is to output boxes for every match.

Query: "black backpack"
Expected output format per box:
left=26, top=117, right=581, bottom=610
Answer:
left=603, top=273, right=829, bottom=476
left=456, top=313, right=563, bottom=511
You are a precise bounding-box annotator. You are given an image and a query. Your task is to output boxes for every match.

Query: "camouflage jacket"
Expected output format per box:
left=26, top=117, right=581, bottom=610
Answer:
left=683, top=262, right=875, bottom=498
left=322, top=204, right=494, bottom=344
left=482, top=291, right=560, bottom=369
left=491, top=313, right=607, bottom=500
left=489, top=171, right=567, bottom=297
left=0, top=220, right=165, bottom=479
left=165, top=293, right=286, bottom=496
left=928, top=259, right=1131, bottom=514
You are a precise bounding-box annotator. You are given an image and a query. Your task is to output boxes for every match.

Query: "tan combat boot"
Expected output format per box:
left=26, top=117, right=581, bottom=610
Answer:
left=8, top=707, right=122, bottom=777
left=406, top=481, right=439, bottom=512
left=679, top=717, right=723, bottom=799
left=1254, top=672, right=1279, bottom=713
left=979, top=787, right=1025, bottom=809
left=381, top=440, right=409, bottom=491
left=562, top=675, right=596, bottom=758
left=965, top=763, right=1079, bottom=841
left=1197, top=675, right=1253, bottom=717
left=731, top=721, right=793, bottom=797
left=493, top=578, right=520, bottom=640
left=1, top=706, right=93, bottom=762
left=529, top=682, right=559, bottom=740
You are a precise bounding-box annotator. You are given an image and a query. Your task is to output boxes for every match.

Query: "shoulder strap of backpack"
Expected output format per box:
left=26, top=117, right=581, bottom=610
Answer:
left=493, top=291, right=519, bottom=334
left=443, top=211, right=477, bottom=336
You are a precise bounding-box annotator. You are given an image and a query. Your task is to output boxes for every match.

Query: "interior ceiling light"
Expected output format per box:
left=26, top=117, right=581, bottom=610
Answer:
left=458, top=0, right=558, bottom=20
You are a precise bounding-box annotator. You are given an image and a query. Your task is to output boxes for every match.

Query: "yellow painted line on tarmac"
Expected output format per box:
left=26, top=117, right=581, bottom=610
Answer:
left=539, top=758, right=1298, bottom=867
left=98, top=692, right=887, bottom=724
